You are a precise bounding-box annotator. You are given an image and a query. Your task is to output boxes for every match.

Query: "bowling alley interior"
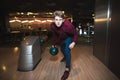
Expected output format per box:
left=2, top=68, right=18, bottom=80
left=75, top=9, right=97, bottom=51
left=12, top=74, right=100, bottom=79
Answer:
left=0, top=0, right=120, bottom=80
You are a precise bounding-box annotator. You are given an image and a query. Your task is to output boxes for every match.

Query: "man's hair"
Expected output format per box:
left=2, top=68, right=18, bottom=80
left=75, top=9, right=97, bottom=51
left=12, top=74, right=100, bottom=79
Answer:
left=53, top=11, right=65, bottom=19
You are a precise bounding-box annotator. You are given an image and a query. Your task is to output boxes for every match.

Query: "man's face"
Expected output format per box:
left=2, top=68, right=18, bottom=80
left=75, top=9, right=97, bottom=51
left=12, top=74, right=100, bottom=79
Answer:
left=54, top=16, right=64, bottom=27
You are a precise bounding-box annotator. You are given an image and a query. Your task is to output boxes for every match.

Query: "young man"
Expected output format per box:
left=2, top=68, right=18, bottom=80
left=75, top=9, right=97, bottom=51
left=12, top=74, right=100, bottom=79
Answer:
left=50, top=11, right=78, bottom=80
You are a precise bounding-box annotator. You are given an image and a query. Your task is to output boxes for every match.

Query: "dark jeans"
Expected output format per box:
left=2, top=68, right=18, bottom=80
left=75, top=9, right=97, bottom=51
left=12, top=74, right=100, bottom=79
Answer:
left=60, top=37, right=72, bottom=68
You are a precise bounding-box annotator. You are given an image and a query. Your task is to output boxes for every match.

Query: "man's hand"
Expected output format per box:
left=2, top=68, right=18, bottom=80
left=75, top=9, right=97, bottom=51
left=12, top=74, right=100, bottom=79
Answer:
left=69, top=42, right=75, bottom=49
left=52, top=45, right=56, bottom=48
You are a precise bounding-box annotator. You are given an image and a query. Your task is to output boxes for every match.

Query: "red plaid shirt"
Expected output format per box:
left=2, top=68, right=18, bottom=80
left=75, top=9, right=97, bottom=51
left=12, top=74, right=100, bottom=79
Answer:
left=50, top=20, right=78, bottom=45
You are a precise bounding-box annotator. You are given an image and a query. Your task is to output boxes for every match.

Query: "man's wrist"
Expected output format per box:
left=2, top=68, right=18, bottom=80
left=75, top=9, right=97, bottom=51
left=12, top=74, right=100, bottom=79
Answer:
left=72, top=42, right=75, bottom=45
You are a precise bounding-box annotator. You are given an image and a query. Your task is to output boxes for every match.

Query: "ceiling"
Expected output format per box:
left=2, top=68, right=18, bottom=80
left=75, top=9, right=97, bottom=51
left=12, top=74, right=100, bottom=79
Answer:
left=1, top=0, right=95, bottom=17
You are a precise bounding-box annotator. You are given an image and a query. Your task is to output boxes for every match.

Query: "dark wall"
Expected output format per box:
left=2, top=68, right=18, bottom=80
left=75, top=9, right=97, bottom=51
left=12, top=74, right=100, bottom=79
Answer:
left=0, top=12, right=9, bottom=34
left=109, top=0, right=120, bottom=78
left=93, top=0, right=120, bottom=78
left=93, top=0, right=110, bottom=66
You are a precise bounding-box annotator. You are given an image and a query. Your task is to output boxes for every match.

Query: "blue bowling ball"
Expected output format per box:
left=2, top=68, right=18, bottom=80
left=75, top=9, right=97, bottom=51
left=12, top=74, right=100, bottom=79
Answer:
left=50, top=47, right=58, bottom=56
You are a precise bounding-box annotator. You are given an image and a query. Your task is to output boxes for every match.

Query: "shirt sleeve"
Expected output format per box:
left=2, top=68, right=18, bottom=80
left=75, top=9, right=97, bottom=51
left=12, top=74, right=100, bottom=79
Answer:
left=65, top=21, right=78, bottom=43
left=72, top=26, right=78, bottom=43
left=50, top=24, right=59, bottom=45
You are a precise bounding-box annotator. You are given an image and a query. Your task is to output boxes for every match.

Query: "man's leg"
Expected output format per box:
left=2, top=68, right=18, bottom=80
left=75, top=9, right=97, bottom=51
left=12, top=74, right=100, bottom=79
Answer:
left=61, top=37, right=72, bottom=80
left=60, top=43, right=66, bottom=62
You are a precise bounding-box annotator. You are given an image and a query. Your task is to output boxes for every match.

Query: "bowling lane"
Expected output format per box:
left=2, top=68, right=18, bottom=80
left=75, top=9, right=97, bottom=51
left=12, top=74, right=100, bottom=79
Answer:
left=0, top=41, right=119, bottom=80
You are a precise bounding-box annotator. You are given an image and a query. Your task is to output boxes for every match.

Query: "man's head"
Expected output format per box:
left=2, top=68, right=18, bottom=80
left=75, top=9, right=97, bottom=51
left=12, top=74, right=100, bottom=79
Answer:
left=53, top=11, right=65, bottom=27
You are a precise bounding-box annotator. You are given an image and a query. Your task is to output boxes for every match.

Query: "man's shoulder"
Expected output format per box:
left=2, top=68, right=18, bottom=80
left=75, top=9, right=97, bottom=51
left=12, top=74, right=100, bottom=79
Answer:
left=50, top=23, right=57, bottom=31
left=64, top=20, right=71, bottom=24
left=50, top=22, right=55, bottom=28
left=64, top=20, right=74, bottom=28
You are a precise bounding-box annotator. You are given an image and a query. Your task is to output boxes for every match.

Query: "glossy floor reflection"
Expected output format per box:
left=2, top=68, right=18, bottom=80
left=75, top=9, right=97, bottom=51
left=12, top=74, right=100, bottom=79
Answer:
left=0, top=38, right=119, bottom=80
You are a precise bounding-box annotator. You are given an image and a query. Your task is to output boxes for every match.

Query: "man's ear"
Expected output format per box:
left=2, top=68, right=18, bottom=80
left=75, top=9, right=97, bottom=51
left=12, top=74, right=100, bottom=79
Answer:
left=62, top=19, right=65, bottom=22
